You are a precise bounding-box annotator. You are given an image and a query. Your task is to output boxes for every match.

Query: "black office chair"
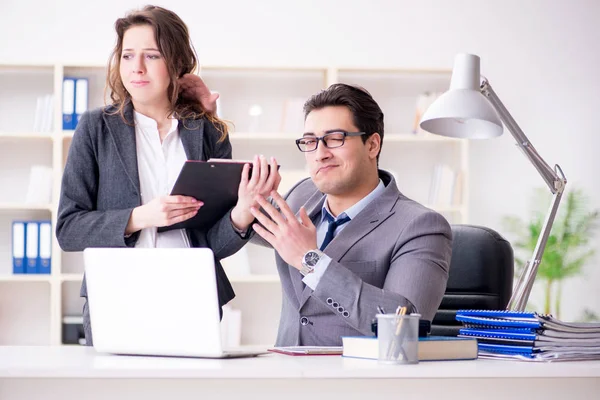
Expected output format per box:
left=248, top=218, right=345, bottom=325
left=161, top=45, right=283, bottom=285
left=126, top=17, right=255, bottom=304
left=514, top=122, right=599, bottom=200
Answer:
left=431, top=224, right=514, bottom=336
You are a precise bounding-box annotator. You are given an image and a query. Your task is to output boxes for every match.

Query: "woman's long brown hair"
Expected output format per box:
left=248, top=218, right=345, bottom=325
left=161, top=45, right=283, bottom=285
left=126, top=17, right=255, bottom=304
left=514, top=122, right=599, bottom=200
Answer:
left=105, top=5, right=228, bottom=140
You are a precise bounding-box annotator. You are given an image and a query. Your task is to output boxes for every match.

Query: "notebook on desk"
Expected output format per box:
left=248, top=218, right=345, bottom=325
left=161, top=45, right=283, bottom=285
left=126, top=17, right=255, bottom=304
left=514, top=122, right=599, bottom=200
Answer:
left=455, top=309, right=600, bottom=361
left=83, top=247, right=266, bottom=359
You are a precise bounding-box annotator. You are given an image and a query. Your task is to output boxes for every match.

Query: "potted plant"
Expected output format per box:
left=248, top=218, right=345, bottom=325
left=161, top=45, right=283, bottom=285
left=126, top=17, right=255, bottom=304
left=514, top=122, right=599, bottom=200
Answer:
left=502, top=188, right=599, bottom=318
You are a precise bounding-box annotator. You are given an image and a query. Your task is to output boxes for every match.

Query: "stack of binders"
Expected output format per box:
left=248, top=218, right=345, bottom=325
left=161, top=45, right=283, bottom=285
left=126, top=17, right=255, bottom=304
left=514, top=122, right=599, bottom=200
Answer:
left=456, top=310, right=600, bottom=362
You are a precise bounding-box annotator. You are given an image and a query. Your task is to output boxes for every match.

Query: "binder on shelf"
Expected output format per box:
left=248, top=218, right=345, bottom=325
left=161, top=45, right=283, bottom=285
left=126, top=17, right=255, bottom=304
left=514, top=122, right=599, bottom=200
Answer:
left=428, top=164, right=457, bottom=207
left=62, top=78, right=76, bottom=130
left=74, top=78, right=89, bottom=126
left=38, top=221, right=52, bottom=274
left=25, top=222, right=39, bottom=274
left=33, top=94, right=54, bottom=133
left=12, top=222, right=26, bottom=274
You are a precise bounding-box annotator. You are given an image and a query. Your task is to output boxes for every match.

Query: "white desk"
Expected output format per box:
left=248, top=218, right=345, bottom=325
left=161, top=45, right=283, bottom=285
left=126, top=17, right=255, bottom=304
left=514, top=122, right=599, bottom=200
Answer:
left=1, top=346, right=599, bottom=400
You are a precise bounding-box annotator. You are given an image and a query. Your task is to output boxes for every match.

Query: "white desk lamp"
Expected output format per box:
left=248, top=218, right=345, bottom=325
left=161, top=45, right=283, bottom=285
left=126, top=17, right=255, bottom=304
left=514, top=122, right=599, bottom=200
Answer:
left=419, top=53, right=567, bottom=311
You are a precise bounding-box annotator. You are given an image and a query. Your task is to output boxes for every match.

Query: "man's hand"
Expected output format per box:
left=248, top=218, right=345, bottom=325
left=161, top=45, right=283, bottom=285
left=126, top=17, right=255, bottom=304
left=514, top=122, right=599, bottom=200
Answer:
left=126, top=195, right=203, bottom=234
left=250, top=191, right=317, bottom=270
left=178, top=73, right=219, bottom=113
left=230, top=155, right=281, bottom=231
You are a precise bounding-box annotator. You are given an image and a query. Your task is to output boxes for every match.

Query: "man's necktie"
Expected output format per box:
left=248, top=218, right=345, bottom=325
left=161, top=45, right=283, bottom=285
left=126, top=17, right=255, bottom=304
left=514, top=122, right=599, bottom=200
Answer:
left=319, top=213, right=351, bottom=251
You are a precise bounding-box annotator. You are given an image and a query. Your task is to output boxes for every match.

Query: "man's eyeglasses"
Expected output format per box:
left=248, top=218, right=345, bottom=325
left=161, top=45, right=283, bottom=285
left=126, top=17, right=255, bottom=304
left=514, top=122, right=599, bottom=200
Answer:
left=296, top=131, right=367, bottom=152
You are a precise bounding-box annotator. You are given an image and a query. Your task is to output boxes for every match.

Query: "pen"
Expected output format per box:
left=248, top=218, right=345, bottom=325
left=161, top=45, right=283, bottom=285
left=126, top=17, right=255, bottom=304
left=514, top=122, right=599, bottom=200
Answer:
left=386, top=306, right=408, bottom=360
left=394, top=306, right=407, bottom=336
left=377, top=306, right=385, bottom=315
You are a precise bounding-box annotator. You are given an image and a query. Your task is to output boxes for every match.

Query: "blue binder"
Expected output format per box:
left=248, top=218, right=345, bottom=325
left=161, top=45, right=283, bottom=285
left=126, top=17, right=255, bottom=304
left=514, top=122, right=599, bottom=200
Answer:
left=62, top=77, right=76, bottom=130
left=478, top=343, right=534, bottom=356
left=459, top=328, right=537, bottom=341
left=25, top=221, right=39, bottom=274
left=457, top=310, right=537, bottom=318
left=12, top=221, right=26, bottom=274
left=456, top=310, right=541, bottom=329
left=74, top=78, right=88, bottom=127
left=38, top=221, right=52, bottom=274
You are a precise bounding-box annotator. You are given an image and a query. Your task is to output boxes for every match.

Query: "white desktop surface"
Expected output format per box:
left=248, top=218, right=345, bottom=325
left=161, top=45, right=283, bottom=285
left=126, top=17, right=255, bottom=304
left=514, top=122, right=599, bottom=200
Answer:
left=0, top=346, right=599, bottom=399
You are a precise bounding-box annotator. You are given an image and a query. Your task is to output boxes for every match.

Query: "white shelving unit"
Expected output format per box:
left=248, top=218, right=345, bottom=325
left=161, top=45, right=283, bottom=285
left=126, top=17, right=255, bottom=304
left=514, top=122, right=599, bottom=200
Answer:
left=0, top=63, right=466, bottom=346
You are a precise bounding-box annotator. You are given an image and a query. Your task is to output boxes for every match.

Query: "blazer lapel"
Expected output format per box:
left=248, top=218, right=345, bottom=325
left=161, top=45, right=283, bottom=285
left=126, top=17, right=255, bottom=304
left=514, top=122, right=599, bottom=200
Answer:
left=297, top=173, right=400, bottom=308
left=179, top=118, right=205, bottom=161
left=104, top=103, right=140, bottom=193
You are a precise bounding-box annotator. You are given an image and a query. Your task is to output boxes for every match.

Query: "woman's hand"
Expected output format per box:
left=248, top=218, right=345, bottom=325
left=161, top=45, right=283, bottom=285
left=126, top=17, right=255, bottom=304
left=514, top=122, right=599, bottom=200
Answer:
left=126, top=195, right=203, bottom=234
left=178, top=73, right=219, bottom=114
left=230, top=155, right=281, bottom=232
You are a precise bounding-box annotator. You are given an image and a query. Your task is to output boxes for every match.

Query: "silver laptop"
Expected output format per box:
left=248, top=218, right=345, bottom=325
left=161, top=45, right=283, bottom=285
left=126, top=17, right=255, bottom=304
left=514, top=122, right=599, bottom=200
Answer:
left=83, top=247, right=265, bottom=358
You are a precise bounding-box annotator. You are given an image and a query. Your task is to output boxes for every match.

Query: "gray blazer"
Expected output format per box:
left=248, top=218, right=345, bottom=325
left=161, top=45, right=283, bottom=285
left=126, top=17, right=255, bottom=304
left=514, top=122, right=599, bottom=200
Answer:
left=56, top=103, right=248, bottom=345
left=253, top=170, right=452, bottom=346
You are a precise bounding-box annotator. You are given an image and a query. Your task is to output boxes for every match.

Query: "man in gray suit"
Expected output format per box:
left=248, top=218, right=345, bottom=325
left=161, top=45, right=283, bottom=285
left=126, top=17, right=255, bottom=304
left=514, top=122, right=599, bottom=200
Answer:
left=248, top=84, right=452, bottom=346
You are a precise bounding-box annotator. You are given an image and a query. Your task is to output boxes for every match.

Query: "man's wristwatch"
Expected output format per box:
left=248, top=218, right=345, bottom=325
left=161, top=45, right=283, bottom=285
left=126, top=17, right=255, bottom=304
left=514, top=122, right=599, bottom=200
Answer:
left=300, top=249, right=324, bottom=276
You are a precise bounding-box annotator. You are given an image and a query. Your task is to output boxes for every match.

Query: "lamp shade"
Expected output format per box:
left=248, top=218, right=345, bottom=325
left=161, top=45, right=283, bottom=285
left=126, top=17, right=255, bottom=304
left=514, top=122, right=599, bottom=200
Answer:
left=419, top=54, right=503, bottom=139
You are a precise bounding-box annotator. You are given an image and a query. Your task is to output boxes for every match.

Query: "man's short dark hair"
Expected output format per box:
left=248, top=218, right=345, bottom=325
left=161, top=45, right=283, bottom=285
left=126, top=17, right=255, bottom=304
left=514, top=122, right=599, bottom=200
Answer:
left=303, top=83, right=384, bottom=161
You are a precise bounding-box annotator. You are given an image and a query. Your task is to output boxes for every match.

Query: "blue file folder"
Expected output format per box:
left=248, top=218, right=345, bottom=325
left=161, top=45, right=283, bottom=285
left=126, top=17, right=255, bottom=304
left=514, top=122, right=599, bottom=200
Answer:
left=38, top=221, right=52, bottom=274
left=74, top=78, right=88, bottom=127
left=25, top=221, right=39, bottom=274
left=12, top=221, right=26, bottom=274
left=62, top=78, right=76, bottom=130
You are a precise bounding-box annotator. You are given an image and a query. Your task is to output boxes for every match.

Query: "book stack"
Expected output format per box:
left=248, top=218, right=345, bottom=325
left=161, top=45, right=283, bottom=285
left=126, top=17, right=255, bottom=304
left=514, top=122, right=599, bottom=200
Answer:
left=456, top=310, right=600, bottom=362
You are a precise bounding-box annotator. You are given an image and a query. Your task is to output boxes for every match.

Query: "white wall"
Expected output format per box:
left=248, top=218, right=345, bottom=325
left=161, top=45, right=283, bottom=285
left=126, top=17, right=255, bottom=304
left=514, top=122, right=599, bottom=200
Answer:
left=2, top=0, right=599, bottom=319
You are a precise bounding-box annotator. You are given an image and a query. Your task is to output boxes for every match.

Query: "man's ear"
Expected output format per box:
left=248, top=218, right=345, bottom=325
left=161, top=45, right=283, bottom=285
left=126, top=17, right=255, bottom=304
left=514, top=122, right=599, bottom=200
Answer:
left=367, top=133, right=381, bottom=159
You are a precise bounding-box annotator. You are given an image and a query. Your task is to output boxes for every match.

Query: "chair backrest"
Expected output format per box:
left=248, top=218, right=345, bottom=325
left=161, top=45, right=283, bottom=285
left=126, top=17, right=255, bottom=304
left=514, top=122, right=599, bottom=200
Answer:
left=432, top=224, right=514, bottom=336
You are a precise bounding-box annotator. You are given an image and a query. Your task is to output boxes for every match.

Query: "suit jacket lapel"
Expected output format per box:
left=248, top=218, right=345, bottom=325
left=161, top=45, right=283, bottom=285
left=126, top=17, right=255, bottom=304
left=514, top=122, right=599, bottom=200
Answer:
left=104, top=103, right=140, bottom=193
left=297, top=174, right=400, bottom=308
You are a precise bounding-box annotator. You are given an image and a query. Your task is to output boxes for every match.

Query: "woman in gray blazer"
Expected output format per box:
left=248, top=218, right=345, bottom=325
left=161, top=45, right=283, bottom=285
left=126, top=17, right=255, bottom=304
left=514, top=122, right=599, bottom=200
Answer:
left=56, top=5, right=279, bottom=346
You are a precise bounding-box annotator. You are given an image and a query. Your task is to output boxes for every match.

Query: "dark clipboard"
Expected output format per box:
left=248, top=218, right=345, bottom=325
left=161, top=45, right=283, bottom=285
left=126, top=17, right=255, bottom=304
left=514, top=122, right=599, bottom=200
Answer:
left=157, top=160, right=248, bottom=232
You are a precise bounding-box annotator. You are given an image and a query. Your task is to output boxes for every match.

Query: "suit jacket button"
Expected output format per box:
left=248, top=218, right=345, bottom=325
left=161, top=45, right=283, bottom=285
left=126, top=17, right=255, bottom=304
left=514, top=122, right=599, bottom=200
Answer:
left=300, top=316, right=309, bottom=326
left=326, top=297, right=333, bottom=305
left=337, top=306, right=344, bottom=313
left=342, top=311, right=350, bottom=318
left=332, top=302, right=339, bottom=308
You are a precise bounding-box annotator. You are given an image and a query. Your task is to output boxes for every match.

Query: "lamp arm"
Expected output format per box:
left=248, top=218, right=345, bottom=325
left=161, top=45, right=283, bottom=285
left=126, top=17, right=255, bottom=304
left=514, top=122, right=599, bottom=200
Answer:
left=480, top=78, right=564, bottom=193
left=480, top=78, right=568, bottom=312
left=508, top=190, right=564, bottom=311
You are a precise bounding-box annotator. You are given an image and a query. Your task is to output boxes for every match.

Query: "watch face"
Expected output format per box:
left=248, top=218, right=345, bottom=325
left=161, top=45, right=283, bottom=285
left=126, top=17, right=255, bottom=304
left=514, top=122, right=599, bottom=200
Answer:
left=304, top=251, right=320, bottom=267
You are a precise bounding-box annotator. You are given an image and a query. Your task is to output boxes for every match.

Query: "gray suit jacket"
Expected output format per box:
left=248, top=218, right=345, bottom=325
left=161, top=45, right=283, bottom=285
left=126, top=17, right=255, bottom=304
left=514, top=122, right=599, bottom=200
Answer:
left=254, top=170, right=452, bottom=346
left=56, top=103, right=248, bottom=345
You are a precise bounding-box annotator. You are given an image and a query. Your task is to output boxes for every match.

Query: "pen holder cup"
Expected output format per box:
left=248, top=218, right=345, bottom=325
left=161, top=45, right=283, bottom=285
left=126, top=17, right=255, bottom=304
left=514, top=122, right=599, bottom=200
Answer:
left=376, top=313, right=420, bottom=365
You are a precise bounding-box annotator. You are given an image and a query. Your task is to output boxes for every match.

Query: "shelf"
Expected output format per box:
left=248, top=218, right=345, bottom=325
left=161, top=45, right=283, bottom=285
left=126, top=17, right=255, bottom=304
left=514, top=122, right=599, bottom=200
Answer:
left=0, top=203, right=53, bottom=211
left=229, top=274, right=280, bottom=283
left=59, top=273, right=280, bottom=283
left=0, top=64, right=54, bottom=74
left=427, top=205, right=465, bottom=213
left=0, top=62, right=469, bottom=348
left=385, top=134, right=460, bottom=142
left=227, top=132, right=460, bottom=142
left=229, top=132, right=297, bottom=140
left=0, top=275, right=51, bottom=282
left=56, top=131, right=462, bottom=142
left=61, top=273, right=83, bottom=282
left=0, top=132, right=54, bottom=140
